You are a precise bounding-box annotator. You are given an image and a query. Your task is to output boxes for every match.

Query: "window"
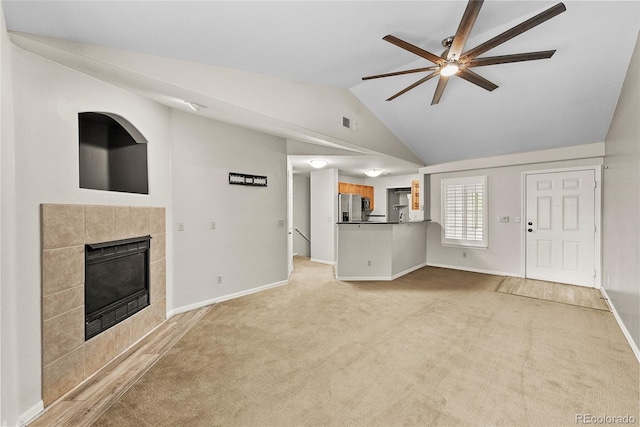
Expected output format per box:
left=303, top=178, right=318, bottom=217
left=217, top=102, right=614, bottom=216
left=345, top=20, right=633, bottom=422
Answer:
left=441, top=176, right=488, bottom=248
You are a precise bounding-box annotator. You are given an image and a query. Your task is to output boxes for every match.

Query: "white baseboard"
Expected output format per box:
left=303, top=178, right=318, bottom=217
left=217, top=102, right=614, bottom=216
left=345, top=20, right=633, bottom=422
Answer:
left=391, top=262, right=428, bottom=280
left=309, top=258, right=336, bottom=266
left=337, top=263, right=427, bottom=281
left=337, top=275, right=391, bottom=281
left=18, top=400, right=43, bottom=427
left=426, top=262, right=513, bottom=277
left=599, top=287, right=640, bottom=364
left=167, top=279, right=289, bottom=318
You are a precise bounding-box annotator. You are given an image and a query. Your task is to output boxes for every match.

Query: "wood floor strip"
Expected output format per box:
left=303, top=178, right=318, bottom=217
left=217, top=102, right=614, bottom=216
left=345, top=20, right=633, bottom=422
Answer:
left=29, top=306, right=212, bottom=427
left=496, top=276, right=609, bottom=311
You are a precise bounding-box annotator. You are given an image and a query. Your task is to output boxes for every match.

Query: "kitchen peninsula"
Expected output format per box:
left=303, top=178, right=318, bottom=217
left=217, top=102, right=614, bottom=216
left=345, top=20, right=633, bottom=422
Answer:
left=336, top=221, right=427, bottom=280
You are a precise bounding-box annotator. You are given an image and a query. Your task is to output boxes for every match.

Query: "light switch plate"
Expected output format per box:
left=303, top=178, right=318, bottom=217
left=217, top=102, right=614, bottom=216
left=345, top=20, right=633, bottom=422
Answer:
left=498, top=216, right=509, bottom=223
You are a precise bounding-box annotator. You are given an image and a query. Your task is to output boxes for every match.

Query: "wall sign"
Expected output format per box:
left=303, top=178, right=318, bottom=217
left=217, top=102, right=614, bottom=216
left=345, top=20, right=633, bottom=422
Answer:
left=229, top=172, right=268, bottom=187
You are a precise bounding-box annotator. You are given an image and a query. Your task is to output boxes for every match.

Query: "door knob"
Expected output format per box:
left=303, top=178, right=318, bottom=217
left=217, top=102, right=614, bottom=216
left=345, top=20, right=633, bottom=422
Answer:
left=528, top=228, right=533, bottom=232
left=528, top=222, right=533, bottom=226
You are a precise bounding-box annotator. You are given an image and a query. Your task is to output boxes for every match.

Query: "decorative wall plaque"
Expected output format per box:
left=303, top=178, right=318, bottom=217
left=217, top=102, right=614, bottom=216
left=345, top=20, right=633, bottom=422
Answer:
left=229, top=172, right=268, bottom=187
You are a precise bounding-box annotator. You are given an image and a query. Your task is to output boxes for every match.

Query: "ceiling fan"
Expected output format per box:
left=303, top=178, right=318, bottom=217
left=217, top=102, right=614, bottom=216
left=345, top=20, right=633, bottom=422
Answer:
left=362, top=1, right=566, bottom=105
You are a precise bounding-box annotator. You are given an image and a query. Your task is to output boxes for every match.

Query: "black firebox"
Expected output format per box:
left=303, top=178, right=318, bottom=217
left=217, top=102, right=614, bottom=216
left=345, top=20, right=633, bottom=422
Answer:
left=85, top=235, right=151, bottom=340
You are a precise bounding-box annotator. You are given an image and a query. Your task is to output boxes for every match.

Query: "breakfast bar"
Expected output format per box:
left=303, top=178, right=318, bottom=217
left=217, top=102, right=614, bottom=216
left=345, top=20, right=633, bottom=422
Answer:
left=336, top=221, right=427, bottom=281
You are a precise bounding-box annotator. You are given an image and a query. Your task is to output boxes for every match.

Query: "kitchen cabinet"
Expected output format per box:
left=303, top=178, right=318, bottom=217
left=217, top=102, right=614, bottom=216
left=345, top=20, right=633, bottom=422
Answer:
left=338, top=182, right=374, bottom=210
left=337, top=182, right=350, bottom=194
left=411, top=180, right=420, bottom=210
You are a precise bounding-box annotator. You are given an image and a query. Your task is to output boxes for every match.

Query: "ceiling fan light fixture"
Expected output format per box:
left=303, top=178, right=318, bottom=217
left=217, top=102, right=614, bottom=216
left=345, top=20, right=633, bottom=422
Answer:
left=364, top=169, right=383, bottom=178
left=309, top=159, right=328, bottom=169
left=440, top=61, right=460, bottom=77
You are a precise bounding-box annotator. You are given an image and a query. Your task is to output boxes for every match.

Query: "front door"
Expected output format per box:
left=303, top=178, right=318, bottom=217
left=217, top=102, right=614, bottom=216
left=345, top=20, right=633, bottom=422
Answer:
left=525, top=169, right=596, bottom=287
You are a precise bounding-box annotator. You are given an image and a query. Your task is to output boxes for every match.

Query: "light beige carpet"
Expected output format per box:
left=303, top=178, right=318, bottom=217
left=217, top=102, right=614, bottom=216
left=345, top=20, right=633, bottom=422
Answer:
left=496, top=276, right=610, bottom=311
left=93, top=258, right=639, bottom=427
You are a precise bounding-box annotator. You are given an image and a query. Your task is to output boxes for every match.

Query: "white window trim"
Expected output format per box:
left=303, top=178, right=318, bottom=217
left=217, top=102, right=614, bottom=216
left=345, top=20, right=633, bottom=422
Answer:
left=441, top=175, right=488, bottom=248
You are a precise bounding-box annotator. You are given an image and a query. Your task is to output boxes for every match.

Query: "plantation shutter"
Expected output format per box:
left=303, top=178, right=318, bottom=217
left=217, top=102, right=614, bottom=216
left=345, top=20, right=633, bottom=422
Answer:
left=441, top=176, right=488, bottom=248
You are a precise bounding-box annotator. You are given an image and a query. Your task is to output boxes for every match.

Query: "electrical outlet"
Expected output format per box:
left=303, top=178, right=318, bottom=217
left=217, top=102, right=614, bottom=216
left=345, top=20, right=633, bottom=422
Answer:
left=211, top=221, right=216, bottom=230
left=279, top=219, right=286, bottom=226
left=217, top=275, right=222, bottom=284
left=177, top=222, right=184, bottom=231
left=367, top=260, right=372, bottom=266
left=462, top=252, right=467, bottom=258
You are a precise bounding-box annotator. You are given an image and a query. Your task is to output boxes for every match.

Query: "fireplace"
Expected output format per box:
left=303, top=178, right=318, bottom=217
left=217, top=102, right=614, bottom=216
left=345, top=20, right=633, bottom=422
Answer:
left=41, top=204, right=166, bottom=406
left=85, top=235, right=151, bottom=340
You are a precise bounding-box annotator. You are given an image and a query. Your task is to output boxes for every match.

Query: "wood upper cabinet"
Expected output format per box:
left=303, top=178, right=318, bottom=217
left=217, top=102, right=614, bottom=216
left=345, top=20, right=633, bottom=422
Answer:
left=338, top=182, right=357, bottom=195
left=411, top=180, right=420, bottom=210
left=338, top=182, right=375, bottom=210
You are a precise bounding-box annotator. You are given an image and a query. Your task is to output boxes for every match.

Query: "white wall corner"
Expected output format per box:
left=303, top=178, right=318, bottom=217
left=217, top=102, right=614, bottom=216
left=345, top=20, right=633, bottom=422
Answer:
left=599, top=287, right=640, bottom=364
left=17, top=400, right=43, bottom=427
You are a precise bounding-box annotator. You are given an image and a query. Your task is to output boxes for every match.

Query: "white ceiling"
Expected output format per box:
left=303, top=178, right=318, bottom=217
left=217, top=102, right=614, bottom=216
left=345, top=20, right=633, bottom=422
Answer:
left=3, top=0, right=639, bottom=174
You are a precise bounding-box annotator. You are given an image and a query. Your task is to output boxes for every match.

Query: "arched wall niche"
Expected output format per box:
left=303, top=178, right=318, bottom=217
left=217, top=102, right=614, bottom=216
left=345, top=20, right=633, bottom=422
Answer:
left=79, top=112, right=149, bottom=194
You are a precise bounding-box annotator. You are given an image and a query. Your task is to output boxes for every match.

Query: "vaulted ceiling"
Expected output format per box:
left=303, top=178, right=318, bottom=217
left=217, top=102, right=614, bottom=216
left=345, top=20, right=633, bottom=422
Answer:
left=3, top=1, right=639, bottom=175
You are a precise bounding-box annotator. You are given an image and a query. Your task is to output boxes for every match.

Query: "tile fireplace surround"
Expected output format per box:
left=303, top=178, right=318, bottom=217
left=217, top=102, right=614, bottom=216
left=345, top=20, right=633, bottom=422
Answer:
left=41, top=204, right=167, bottom=406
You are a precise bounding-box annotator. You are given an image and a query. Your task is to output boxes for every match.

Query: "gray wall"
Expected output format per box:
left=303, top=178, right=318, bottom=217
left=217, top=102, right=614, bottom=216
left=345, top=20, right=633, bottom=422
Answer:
left=171, top=109, right=288, bottom=311
left=293, top=175, right=310, bottom=257
left=426, top=157, right=602, bottom=276
left=602, top=33, right=640, bottom=350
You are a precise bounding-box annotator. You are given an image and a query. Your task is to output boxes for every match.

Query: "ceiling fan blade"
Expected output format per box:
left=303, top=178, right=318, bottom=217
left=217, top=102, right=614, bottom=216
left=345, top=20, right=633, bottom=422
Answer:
left=431, top=75, right=450, bottom=105
left=448, top=0, right=484, bottom=60
left=457, top=69, right=498, bottom=92
left=383, top=35, right=444, bottom=65
left=464, top=50, right=556, bottom=67
left=386, top=70, right=440, bottom=101
left=460, top=2, right=566, bottom=61
left=362, top=66, right=438, bottom=81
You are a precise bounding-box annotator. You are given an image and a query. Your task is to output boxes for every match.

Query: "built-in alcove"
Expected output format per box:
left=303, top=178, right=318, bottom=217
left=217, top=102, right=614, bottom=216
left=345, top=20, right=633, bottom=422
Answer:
left=79, top=112, right=149, bottom=194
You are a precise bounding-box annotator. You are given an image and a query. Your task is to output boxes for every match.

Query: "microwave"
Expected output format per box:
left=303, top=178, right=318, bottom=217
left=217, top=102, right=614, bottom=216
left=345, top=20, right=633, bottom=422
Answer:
left=362, top=197, right=371, bottom=211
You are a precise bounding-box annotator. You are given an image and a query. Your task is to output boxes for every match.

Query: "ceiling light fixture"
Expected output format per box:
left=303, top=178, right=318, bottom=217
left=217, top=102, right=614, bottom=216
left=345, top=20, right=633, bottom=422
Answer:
left=309, top=159, right=328, bottom=169
left=364, top=169, right=383, bottom=177
left=185, top=101, right=205, bottom=112
left=440, top=61, right=460, bottom=77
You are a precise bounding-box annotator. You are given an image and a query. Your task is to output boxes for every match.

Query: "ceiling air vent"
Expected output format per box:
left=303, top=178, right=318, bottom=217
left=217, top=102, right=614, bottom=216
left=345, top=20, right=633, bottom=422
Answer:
left=342, top=116, right=357, bottom=130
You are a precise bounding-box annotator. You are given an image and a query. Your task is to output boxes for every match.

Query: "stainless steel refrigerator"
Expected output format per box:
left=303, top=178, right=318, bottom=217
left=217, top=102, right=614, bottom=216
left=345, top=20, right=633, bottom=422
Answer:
left=338, top=193, right=362, bottom=222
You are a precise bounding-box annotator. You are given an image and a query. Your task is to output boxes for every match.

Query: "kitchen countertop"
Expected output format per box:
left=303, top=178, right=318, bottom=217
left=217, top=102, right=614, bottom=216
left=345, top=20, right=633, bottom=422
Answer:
left=337, top=221, right=398, bottom=224
left=336, top=220, right=430, bottom=225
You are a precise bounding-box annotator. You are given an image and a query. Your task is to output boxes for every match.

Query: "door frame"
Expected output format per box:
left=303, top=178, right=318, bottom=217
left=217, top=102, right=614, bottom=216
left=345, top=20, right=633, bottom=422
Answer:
left=287, top=158, right=294, bottom=278
left=520, top=165, right=602, bottom=288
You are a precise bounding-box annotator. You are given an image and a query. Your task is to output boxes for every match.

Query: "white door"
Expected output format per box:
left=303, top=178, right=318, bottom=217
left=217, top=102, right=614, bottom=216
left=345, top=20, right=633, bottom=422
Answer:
left=525, top=169, right=596, bottom=287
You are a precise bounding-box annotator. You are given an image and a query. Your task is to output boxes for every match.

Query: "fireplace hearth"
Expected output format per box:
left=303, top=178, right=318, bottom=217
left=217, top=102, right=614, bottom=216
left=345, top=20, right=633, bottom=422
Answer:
left=85, top=235, right=151, bottom=340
